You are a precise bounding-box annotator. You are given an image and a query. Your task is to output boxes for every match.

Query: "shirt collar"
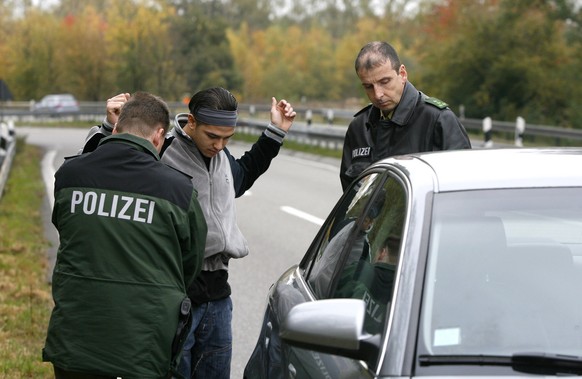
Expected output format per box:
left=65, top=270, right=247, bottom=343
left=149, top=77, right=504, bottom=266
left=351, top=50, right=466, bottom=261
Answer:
left=100, top=133, right=161, bottom=160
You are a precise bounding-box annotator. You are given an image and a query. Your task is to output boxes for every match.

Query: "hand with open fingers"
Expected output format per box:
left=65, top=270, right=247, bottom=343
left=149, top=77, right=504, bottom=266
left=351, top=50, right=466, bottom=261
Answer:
left=106, top=93, right=131, bottom=125
left=270, top=97, right=296, bottom=132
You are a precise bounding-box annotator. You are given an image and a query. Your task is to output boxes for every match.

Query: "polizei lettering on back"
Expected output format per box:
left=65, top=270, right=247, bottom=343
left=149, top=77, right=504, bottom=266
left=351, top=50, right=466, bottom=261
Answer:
left=351, top=147, right=370, bottom=159
left=70, top=190, right=156, bottom=224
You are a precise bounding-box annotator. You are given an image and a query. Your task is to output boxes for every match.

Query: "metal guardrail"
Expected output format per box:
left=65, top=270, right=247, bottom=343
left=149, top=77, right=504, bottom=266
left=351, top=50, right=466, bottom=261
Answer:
left=455, top=118, right=582, bottom=146
left=237, top=118, right=347, bottom=150
left=0, top=120, right=16, bottom=200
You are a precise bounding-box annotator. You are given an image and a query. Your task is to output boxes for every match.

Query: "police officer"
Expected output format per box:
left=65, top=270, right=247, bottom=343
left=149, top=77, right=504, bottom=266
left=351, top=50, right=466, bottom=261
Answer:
left=43, top=92, right=207, bottom=379
left=340, top=41, right=472, bottom=191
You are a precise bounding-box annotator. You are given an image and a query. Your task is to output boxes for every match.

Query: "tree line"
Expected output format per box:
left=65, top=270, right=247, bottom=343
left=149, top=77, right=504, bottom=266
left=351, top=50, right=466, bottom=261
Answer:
left=0, top=0, right=581, bottom=128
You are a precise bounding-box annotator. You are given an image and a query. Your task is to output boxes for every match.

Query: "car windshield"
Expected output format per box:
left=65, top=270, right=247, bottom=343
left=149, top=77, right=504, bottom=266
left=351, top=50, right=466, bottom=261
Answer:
left=419, top=187, right=582, bottom=358
left=43, top=95, right=73, bottom=103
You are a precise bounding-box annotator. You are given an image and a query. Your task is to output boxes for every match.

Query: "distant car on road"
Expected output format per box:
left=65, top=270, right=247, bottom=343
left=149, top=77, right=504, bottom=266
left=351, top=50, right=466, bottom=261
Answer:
left=33, top=94, right=80, bottom=114
left=244, top=148, right=582, bottom=379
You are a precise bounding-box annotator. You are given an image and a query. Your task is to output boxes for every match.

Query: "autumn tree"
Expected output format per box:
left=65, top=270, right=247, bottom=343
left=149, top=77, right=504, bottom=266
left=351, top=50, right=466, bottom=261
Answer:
left=53, top=0, right=109, bottom=16
left=56, top=6, right=111, bottom=100
left=228, top=23, right=338, bottom=103
left=226, top=22, right=264, bottom=101
left=4, top=9, right=61, bottom=100
left=299, top=26, right=338, bottom=101
left=415, top=0, right=580, bottom=127
left=104, top=0, right=181, bottom=99
left=0, top=1, right=13, bottom=86
left=168, top=0, right=241, bottom=97
left=221, top=0, right=273, bottom=30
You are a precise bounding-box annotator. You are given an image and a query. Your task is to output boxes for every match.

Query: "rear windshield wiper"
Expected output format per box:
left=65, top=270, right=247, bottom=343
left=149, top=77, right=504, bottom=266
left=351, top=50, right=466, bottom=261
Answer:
left=419, top=352, right=582, bottom=375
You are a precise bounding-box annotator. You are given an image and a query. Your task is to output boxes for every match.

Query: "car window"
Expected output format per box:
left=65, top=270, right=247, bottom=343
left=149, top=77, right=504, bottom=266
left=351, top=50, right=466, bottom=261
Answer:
left=307, top=172, right=383, bottom=299
left=38, top=94, right=78, bottom=107
left=332, top=175, right=406, bottom=336
left=418, top=187, right=582, bottom=363
left=306, top=171, right=407, bottom=337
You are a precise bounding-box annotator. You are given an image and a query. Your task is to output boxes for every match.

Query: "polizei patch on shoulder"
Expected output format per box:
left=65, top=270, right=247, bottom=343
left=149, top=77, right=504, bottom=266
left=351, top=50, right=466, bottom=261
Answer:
left=424, top=96, right=449, bottom=109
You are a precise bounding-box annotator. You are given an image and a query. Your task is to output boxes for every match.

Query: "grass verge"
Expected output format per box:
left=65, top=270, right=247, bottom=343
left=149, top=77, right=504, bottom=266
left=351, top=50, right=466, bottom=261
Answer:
left=0, top=137, right=53, bottom=378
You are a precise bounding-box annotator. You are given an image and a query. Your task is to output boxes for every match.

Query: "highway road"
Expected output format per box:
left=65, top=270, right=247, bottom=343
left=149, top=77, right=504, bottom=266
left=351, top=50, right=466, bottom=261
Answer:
left=16, top=126, right=343, bottom=378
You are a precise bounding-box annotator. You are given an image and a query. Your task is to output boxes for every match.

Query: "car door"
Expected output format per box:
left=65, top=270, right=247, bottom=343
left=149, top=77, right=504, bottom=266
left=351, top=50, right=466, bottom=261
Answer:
left=276, top=169, right=409, bottom=378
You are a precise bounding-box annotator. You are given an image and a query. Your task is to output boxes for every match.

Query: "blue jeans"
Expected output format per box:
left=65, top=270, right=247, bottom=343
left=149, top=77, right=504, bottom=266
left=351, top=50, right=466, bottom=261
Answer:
left=177, top=296, right=233, bottom=379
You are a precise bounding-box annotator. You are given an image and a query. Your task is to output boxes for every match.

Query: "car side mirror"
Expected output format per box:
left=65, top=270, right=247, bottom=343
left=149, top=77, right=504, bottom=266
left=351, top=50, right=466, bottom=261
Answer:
left=280, top=298, right=381, bottom=362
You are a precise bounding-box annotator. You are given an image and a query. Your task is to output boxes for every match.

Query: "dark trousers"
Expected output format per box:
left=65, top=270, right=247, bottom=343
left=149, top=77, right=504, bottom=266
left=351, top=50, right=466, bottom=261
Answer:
left=53, top=366, right=116, bottom=379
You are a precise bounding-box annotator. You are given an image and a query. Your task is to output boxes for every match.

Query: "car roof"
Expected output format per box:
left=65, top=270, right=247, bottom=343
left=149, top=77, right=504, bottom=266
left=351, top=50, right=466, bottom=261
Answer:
left=379, top=148, right=582, bottom=192
left=41, top=94, right=76, bottom=99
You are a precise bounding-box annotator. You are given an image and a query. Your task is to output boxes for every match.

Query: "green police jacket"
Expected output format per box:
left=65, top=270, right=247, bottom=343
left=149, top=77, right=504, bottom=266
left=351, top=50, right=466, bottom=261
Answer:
left=43, top=134, right=207, bottom=378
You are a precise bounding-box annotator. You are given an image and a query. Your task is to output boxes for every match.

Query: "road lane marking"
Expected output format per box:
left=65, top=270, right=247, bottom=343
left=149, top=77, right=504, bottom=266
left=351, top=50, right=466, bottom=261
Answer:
left=42, top=150, right=57, bottom=209
left=281, top=206, right=324, bottom=226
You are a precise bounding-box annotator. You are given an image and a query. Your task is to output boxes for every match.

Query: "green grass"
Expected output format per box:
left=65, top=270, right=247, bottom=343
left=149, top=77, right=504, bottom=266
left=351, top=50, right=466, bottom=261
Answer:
left=0, top=138, right=54, bottom=378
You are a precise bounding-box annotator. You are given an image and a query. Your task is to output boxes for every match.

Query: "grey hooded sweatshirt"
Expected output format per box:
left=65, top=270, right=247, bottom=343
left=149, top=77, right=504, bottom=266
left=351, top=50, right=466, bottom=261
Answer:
left=161, top=114, right=287, bottom=302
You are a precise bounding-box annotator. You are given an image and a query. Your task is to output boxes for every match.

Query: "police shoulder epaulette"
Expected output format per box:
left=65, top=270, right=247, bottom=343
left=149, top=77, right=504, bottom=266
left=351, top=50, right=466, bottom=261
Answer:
left=353, top=103, right=373, bottom=117
left=424, top=96, right=449, bottom=109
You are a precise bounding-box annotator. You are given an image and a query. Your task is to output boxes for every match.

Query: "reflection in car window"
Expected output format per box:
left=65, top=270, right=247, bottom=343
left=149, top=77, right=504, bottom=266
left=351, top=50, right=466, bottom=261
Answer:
left=307, top=173, right=381, bottom=299
left=419, top=188, right=582, bottom=361
left=333, top=175, right=406, bottom=336
left=306, top=171, right=407, bottom=342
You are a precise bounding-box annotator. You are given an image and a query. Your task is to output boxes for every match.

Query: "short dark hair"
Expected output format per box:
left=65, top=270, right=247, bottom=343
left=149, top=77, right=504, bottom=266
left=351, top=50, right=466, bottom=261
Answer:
left=188, top=87, right=238, bottom=121
left=355, top=41, right=401, bottom=73
left=116, top=91, right=170, bottom=137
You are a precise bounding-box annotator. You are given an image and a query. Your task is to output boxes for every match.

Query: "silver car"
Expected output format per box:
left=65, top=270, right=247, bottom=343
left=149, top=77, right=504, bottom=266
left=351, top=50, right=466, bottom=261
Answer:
left=33, top=93, right=80, bottom=114
left=244, top=148, right=582, bottom=378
